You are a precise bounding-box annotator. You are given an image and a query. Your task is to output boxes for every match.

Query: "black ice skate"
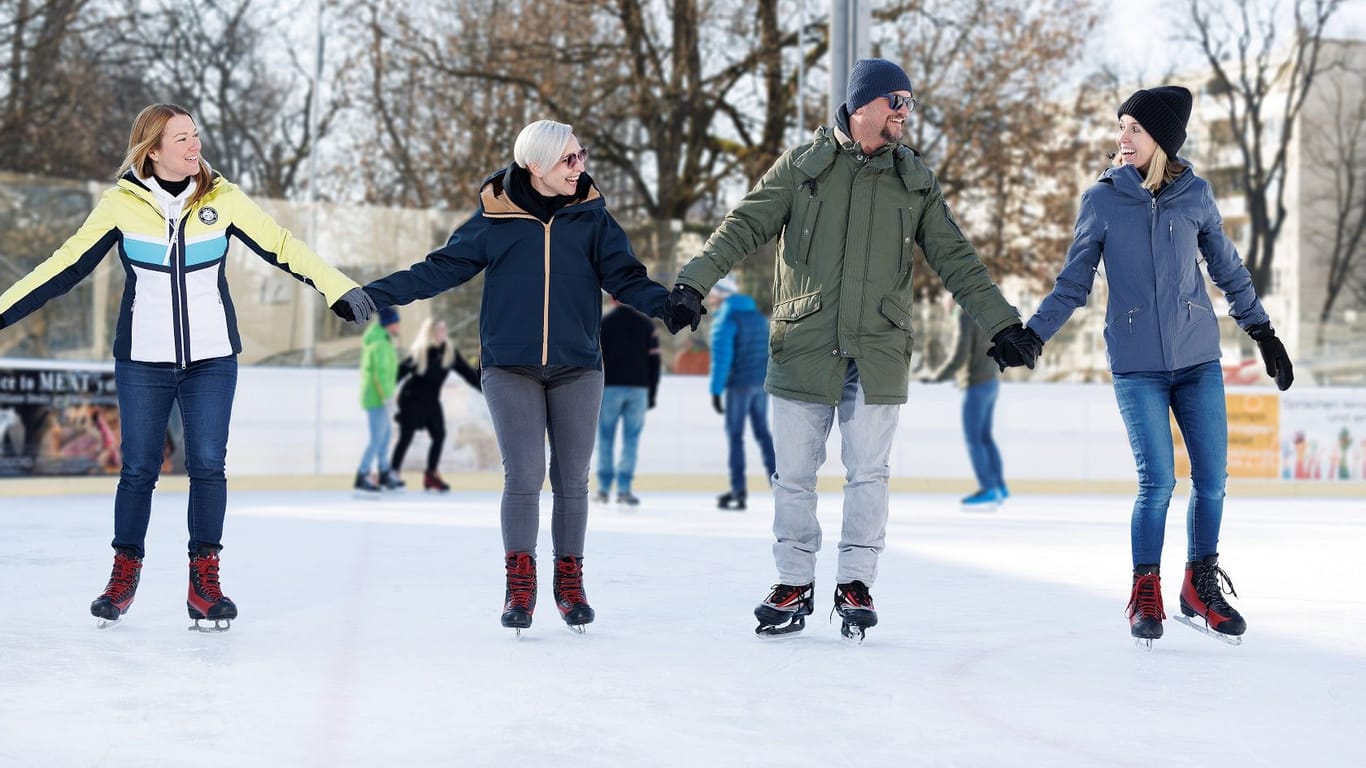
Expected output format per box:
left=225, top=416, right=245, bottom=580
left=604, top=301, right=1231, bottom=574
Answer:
left=354, top=471, right=380, bottom=497
left=423, top=470, right=450, bottom=493
left=1176, top=554, right=1246, bottom=645
left=832, top=581, right=878, bottom=644
left=379, top=469, right=405, bottom=491
left=754, top=582, right=814, bottom=637
left=187, top=547, right=237, bottom=632
left=91, top=547, right=142, bottom=628
left=501, top=551, right=537, bottom=636
left=1127, top=565, right=1165, bottom=650
left=553, top=555, right=595, bottom=633
left=717, top=491, right=746, bottom=510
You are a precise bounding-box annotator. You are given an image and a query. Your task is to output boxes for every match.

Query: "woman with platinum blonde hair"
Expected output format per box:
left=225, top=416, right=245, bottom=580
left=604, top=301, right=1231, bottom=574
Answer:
left=390, top=317, right=481, bottom=493
left=365, top=119, right=675, bottom=635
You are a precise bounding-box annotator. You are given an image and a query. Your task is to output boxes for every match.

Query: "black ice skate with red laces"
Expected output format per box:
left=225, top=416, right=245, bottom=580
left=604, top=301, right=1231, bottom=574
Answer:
left=832, top=580, right=878, bottom=644
left=501, top=551, right=537, bottom=636
left=1177, top=554, right=1246, bottom=645
left=187, top=548, right=237, bottom=632
left=423, top=470, right=450, bottom=493
left=754, top=582, right=814, bottom=637
left=1127, top=565, right=1165, bottom=650
left=552, top=555, right=595, bottom=633
left=90, top=548, right=143, bottom=628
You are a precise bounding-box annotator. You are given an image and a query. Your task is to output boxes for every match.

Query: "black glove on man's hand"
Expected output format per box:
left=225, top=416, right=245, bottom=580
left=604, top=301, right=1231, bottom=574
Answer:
left=1248, top=322, right=1294, bottom=391
left=712, top=394, right=724, bottom=414
left=662, top=284, right=706, bottom=334
left=986, top=323, right=1044, bottom=371
left=331, top=287, right=378, bottom=325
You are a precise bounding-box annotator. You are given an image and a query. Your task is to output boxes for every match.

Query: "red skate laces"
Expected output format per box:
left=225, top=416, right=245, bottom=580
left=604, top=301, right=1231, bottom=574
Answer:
left=1127, top=573, right=1166, bottom=620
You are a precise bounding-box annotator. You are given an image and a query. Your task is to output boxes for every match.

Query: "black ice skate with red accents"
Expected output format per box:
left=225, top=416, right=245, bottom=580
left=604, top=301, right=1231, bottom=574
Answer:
left=501, top=551, right=537, bottom=637
left=1176, top=554, right=1246, bottom=645
left=754, top=582, right=814, bottom=637
left=552, top=555, right=595, bottom=633
left=187, top=547, right=237, bottom=632
left=832, top=580, right=878, bottom=644
left=1127, top=565, right=1165, bottom=650
left=90, top=548, right=143, bottom=629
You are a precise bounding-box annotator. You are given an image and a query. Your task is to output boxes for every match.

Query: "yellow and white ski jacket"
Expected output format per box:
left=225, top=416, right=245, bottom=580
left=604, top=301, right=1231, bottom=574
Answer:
left=0, top=171, right=359, bottom=365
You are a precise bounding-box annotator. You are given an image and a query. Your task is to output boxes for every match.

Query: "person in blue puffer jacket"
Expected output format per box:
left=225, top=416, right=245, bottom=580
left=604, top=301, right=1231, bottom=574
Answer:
left=1026, top=86, right=1294, bottom=647
left=707, top=277, right=776, bottom=510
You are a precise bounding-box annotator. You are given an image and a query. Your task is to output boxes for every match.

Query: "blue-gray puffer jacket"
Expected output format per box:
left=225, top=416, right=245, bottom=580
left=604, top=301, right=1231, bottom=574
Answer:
left=1027, top=162, right=1268, bottom=374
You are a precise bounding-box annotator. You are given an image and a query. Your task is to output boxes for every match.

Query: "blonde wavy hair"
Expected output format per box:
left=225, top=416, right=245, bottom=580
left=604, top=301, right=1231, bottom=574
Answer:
left=120, top=104, right=215, bottom=208
left=408, top=318, right=450, bottom=375
left=1116, top=143, right=1187, bottom=193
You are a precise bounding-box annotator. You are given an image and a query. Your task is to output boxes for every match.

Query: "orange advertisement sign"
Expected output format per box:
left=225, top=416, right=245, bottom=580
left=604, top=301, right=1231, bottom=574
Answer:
left=1174, top=392, right=1279, bottom=479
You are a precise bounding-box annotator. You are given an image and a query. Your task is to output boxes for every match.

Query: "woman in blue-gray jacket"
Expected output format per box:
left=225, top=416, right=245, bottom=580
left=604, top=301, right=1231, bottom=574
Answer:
left=1026, top=86, right=1294, bottom=647
left=365, top=120, right=670, bottom=636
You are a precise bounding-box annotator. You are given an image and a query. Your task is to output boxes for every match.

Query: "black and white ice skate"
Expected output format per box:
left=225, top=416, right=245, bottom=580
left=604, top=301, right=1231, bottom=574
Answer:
left=754, top=583, right=814, bottom=638
left=832, top=581, right=878, bottom=644
left=1173, top=614, right=1244, bottom=646
left=717, top=491, right=746, bottom=511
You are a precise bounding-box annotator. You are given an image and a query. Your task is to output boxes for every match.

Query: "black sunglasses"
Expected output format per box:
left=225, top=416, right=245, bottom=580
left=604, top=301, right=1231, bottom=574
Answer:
left=882, top=94, right=916, bottom=113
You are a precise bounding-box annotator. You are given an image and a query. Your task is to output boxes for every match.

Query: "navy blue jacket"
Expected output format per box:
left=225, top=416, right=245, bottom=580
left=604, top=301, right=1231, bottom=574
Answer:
left=366, top=170, right=667, bottom=370
left=1027, top=163, right=1268, bottom=374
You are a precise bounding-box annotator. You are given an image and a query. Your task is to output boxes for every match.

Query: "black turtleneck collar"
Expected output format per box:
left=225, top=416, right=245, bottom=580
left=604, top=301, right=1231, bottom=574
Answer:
left=503, top=163, right=590, bottom=222
left=154, top=175, right=192, bottom=197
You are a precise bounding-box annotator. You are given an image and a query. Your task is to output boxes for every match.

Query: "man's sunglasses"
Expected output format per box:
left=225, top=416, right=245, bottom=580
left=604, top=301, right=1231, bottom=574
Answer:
left=882, top=94, right=916, bottom=113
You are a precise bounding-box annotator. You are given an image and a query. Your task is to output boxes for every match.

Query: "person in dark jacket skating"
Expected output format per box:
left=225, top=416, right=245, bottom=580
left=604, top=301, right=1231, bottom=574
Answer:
left=707, top=277, right=775, bottom=511
left=391, top=317, right=482, bottom=493
left=1026, top=85, right=1294, bottom=647
left=595, top=300, right=661, bottom=506
left=364, top=120, right=673, bottom=635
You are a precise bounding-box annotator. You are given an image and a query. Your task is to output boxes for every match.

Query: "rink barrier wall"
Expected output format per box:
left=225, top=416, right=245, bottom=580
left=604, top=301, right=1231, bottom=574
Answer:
left=1, top=362, right=1363, bottom=499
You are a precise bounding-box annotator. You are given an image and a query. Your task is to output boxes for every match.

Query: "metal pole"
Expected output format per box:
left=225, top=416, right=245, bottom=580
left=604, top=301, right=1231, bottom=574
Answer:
left=830, top=0, right=848, bottom=116
left=796, top=0, right=806, bottom=142
left=308, top=0, right=324, bottom=474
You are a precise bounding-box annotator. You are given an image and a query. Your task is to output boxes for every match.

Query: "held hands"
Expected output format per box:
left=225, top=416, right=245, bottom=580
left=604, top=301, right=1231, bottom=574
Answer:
left=331, top=287, right=378, bottom=325
left=986, top=324, right=1044, bottom=371
left=1248, top=323, right=1294, bottom=391
left=712, top=394, right=724, bottom=415
left=662, top=284, right=706, bottom=334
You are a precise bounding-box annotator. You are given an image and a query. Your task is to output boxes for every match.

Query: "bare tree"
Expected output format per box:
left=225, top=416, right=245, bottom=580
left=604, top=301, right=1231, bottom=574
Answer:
left=1185, top=0, right=1343, bottom=296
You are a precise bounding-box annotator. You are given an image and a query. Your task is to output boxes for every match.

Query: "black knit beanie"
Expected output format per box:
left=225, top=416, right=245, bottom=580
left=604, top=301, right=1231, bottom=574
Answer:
left=1117, top=85, right=1193, bottom=160
left=845, top=58, right=914, bottom=112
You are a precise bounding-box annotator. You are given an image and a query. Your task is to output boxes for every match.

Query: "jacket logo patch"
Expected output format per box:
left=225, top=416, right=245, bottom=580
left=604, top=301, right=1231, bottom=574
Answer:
left=198, top=207, right=219, bottom=225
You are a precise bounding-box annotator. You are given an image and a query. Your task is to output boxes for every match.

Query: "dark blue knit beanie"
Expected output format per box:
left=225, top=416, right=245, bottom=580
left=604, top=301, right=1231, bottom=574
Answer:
left=845, top=58, right=913, bottom=112
left=378, top=306, right=400, bottom=327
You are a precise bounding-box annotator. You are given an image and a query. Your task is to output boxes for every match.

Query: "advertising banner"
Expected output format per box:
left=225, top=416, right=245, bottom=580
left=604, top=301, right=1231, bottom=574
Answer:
left=1279, top=390, right=1366, bottom=481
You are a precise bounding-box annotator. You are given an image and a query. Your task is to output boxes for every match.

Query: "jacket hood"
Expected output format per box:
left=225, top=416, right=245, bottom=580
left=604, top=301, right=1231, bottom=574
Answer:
left=1099, top=160, right=1196, bottom=200
left=791, top=125, right=931, bottom=194
left=479, top=165, right=603, bottom=218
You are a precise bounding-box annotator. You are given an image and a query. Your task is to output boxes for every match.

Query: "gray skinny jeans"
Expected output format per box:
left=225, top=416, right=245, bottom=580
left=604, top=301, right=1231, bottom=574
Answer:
left=482, top=365, right=604, bottom=557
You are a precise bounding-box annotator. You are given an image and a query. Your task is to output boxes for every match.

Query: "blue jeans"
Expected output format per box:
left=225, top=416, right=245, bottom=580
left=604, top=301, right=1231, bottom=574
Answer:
left=113, top=356, right=237, bottom=556
left=962, top=379, right=1003, bottom=491
left=770, top=363, right=900, bottom=586
left=357, top=405, right=392, bottom=476
left=1112, top=360, right=1228, bottom=566
left=597, top=386, right=648, bottom=495
left=724, top=385, right=776, bottom=494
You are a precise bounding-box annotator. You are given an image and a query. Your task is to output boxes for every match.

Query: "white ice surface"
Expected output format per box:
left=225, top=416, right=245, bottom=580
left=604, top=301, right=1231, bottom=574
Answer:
left=0, top=489, right=1362, bottom=767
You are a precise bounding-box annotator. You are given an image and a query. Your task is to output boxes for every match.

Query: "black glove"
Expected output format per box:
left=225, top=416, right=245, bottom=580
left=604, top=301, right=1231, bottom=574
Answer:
left=331, top=287, right=377, bottom=325
left=662, top=284, right=706, bottom=334
left=712, top=394, right=724, bottom=414
left=986, top=324, right=1044, bottom=371
left=1248, top=322, right=1293, bottom=391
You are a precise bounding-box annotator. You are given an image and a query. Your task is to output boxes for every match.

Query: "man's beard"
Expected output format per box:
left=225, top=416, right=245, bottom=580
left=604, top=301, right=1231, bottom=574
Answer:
left=880, top=121, right=903, bottom=147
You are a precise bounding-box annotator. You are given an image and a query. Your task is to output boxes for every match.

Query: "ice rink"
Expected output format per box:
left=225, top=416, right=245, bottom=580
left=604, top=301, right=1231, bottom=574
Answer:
left=0, top=486, right=1362, bottom=767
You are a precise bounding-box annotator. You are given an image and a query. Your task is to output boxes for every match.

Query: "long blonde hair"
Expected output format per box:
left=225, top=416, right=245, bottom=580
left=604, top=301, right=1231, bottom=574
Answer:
left=120, top=104, right=215, bottom=208
left=1116, top=144, right=1187, bottom=193
left=409, top=318, right=450, bottom=375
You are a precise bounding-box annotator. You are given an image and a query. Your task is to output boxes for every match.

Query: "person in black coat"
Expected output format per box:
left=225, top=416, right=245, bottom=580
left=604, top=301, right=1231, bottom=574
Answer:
left=391, top=318, right=481, bottom=492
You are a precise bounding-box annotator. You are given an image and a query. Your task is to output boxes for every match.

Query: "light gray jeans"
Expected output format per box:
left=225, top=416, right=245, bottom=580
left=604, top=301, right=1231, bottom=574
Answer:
left=770, top=363, right=900, bottom=586
left=482, top=365, right=604, bottom=557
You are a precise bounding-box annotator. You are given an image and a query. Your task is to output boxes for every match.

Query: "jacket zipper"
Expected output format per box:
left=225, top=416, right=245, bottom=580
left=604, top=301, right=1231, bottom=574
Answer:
left=169, top=214, right=187, bottom=368
left=541, top=218, right=553, bottom=366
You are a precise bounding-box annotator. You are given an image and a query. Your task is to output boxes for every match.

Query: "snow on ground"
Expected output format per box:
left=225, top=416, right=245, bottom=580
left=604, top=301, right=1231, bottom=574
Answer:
left=0, top=488, right=1362, bottom=767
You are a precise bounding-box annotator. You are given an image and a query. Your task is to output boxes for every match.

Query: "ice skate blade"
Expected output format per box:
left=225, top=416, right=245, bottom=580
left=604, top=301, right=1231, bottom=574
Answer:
left=1133, top=637, right=1155, bottom=651
left=95, top=617, right=122, bottom=630
left=567, top=624, right=587, bottom=635
left=188, top=618, right=231, bottom=633
left=1174, top=615, right=1244, bottom=645
left=840, top=624, right=868, bottom=644
left=755, top=616, right=807, bottom=638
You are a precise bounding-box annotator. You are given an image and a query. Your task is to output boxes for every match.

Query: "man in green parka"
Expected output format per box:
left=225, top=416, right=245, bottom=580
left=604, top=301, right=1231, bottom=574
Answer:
left=662, top=57, right=1042, bottom=642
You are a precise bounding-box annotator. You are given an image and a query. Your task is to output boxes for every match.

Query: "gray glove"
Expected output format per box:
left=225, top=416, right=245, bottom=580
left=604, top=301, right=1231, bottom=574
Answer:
left=331, top=287, right=377, bottom=325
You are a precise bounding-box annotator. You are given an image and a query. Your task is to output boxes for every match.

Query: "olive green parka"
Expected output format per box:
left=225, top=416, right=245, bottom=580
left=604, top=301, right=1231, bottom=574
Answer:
left=676, top=125, right=1019, bottom=405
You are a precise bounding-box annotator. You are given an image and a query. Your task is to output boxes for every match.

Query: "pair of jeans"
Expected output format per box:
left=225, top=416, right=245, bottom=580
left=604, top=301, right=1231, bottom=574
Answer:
left=1112, top=360, right=1228, bottom=566
left=357, top=404, right=392, bottom=476
left=962, top=379, right=1004, bottom=492
left=482, top=365, right=603, bottom=557
left=113, top=356, right=237, bottom=556
left=724, top=385, right=776, bottom=495
left=596, top=385, right=648, bottom=495
left=770, top=363, right=900, bottom=586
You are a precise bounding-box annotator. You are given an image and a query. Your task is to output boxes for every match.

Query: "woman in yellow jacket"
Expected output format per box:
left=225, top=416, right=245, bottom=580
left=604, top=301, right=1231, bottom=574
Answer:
left=0, top=103, right=375, bottom=631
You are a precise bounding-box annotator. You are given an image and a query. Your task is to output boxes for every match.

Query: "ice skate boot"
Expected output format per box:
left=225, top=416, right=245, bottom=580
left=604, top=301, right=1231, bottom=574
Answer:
left=616, top=492, right=640, bottom=507
left=717, top=491, right=746, bottom=510
left=187, top=547, right=237, bottom=632
left=1177, top=554, right=1245, bottom=644
left=1127, top=565, right=1165, bottom=649
left=832, top=581, right=878, bottom=644
left=754, top=582, right=814, bottom=637
left=552, top=555, right=595, bottom=633
left=501, top=551, right=536, bottom=636
left=379, top=469, right=405, bottom=491
left=423, top=470, right=450, bottom=493
left=592, top=490, right=610, bottom=504
left=90, top=547, right=142, bottom=628
left=354, top=471, right=380, bottom=496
